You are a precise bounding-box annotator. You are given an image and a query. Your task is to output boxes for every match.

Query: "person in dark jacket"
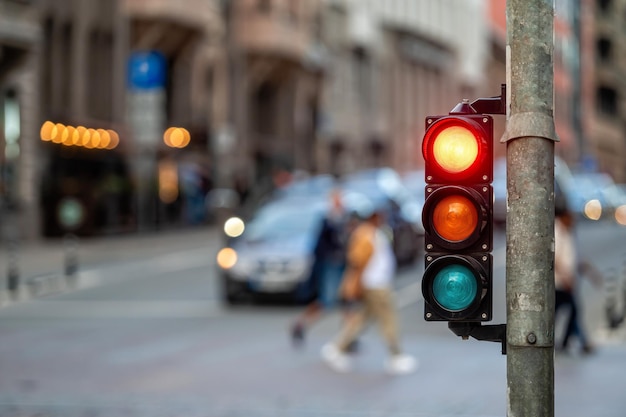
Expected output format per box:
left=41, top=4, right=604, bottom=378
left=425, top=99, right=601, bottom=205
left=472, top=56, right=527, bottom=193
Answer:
left=290, top=189, right=351, bottom=346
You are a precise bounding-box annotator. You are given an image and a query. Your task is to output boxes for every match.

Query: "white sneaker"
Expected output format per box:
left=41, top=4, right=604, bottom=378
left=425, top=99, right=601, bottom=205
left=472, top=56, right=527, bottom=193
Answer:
left=385, top=354, right=418, bottom=375
left=321, top=343, right=352, bottom=373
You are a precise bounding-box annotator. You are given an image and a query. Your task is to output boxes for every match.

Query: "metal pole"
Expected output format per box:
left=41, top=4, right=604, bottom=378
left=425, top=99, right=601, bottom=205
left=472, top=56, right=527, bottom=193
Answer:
left=503, top=1, right=557, bottom=416
left=63, top=232, right=79, bottom=279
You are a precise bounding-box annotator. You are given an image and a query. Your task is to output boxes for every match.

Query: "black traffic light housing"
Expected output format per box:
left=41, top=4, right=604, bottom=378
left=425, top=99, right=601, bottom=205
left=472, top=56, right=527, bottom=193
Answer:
left=419, top=84, right=507, bottom=354
left=421, top=112, right=494, bottom=323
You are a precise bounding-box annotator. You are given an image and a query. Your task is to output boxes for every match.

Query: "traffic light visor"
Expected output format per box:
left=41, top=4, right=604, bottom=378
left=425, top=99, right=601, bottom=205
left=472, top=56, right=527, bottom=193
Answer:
left=432, top=194, right=478, bottom=242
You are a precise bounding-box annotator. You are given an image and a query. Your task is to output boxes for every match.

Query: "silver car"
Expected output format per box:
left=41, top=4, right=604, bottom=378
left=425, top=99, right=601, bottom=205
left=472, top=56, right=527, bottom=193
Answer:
left=216, top=193, right=373, bottom=304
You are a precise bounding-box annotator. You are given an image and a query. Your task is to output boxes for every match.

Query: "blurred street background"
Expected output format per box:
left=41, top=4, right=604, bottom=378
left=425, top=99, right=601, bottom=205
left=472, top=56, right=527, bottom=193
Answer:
left=2, top=0, right=626, bottom=416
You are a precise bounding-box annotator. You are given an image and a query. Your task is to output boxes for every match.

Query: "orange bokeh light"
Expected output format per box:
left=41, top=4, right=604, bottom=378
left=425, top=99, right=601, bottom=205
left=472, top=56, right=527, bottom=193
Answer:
left=40, top=121, right=55, bottom=141
left=39, top=122, right=120, bottom=150
left=164, top=127, right=191, bottom=148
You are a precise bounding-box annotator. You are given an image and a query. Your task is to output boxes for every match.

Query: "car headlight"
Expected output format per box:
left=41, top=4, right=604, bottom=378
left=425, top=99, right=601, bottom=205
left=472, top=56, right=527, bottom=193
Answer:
left=615, top=205, right=626, bottom=226
left=583, top=199, right=602, bottom=221
left=224, top=217, right=245, bottom=237
left=217, top=248, right=237, bottom=269
left=217, top=248, right=254, bottom=278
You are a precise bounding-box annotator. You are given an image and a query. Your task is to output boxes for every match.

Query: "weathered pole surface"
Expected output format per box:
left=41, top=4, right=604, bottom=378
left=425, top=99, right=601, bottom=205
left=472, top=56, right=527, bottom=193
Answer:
left=503, top=1, right=557, bottom=417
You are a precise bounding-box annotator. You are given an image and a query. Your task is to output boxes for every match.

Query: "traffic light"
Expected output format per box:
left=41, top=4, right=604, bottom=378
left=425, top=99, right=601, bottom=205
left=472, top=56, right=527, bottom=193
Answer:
left=421, top=109, right=493, bottom=322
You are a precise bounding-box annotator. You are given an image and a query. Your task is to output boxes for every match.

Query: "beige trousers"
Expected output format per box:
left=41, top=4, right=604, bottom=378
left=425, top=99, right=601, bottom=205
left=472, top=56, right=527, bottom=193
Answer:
left=336, top=288, right=401, bottom=356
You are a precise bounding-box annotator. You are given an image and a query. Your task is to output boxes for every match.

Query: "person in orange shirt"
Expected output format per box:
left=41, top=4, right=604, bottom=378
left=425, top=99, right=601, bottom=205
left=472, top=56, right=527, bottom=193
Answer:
left=320, top=210, right=417, bottom=375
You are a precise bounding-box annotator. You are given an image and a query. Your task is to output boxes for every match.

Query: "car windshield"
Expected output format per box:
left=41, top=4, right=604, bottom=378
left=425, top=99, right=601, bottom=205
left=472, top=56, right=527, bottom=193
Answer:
left=569, top=173, right=614, bottom=200
left=343, top=179, right=389, bottom=205
left=246, top=202, right=325, bottom=240
left=276, top=175, right=336, bottom=198
left=402, top=171, right=425, bottom=203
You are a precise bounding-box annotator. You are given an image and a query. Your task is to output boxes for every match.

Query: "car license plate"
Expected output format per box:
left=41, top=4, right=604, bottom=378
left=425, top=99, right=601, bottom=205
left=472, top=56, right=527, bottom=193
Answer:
left=253, top=274, right=293, bottom=292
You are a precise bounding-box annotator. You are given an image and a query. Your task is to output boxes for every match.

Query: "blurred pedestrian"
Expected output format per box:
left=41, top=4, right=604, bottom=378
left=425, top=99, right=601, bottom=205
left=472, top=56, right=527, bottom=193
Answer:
left=554, top=203, right=602, bottom=354
left=290, top=188, right=351, bottom=347
left=320, top=210, right=417, bottom=375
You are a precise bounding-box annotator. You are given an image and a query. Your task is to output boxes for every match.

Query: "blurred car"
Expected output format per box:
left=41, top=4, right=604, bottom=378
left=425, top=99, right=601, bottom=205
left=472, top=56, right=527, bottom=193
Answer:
left=216, top=193, right=373, bottom=304
left=271, top=173, right=336, bottom=200
left=613, top=184, right=626, bottom=226
left=492, top=156, right=577, bottom=225
left=270, top=167, right=423, bottom=265
left=599, top=183, right=626, bottom=225
left=563, top=171, right=616, bottom=221
left=401, top=169, right=425, bottom=208
left=342, top=168, right=423, bottom=265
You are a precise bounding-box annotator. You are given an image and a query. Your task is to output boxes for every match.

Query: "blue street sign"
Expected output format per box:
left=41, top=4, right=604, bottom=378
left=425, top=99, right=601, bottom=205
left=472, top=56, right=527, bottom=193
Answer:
left=128, top=51, right=167, bottom=90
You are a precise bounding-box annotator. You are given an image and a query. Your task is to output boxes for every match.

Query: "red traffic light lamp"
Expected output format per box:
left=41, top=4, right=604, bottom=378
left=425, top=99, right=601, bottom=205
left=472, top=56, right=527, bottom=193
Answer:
left=422, top=113, right=493, bottom=184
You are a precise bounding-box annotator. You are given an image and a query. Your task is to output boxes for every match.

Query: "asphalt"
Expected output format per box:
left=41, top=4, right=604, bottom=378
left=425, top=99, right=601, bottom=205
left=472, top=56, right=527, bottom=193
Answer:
left=1, top=225, right=626, bottom=416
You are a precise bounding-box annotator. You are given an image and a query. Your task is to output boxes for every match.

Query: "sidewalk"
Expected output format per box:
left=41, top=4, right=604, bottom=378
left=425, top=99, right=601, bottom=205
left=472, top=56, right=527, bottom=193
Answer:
left=0, top=225, right=220, bottom=304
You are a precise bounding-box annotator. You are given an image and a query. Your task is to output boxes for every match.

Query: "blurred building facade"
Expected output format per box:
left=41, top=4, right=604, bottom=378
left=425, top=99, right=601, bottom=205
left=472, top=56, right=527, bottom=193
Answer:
left=486, top=0, right=581, bottom=172
left=218, top=0, right=325, bottom=204
left=0, top=0, right=41, bottom=239
left=1, top=0, right=224, bottom=238
left=485, top=0, right=507, bottom=161
left=317, top=0, right=493, bottom=176
left=3, top=0, right=626, bottom=239
left=579, top=0, right=626, bottom=182
left=553, top=0, right=579, bottom=168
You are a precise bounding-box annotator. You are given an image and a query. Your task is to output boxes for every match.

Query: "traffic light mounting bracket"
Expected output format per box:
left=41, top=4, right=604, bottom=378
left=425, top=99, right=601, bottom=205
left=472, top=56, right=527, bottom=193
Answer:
left=448, top=322, right=507, bottom=355
left=450, top=84, right=507, bottom=116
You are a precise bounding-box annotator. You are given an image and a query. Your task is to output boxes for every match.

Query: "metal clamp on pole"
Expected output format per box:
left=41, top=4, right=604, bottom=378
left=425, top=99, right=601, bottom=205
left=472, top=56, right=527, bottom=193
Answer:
left=448, top=322, right=507, bottom=355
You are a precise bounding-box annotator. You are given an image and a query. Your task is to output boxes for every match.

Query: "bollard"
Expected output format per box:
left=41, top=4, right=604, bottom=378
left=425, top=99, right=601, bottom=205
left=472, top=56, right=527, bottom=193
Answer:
left=6, top=239, right=19, bottom=296
left=605, top=268, right=623, bottom=330
left=621, top=257, right=626, bottom=328
left=63, top=233, right=79, bottom=279
left=606, top=258, right=626, bottom=331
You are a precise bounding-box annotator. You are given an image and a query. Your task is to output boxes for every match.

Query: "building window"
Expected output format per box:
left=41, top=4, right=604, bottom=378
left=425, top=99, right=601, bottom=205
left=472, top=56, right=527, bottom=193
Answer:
left=2, top=89, right=21, bottom=161
left=42, top=17, right=54, bottom=116
left=596, top=37, right=612, bottom=61
left=87, top=30, right=114, bottom=120
left=353, top=47, right=372, bottom=113
left=253, top=82, right=278, bottom=136
left=287, top=2, right=298, bottom=25
left=258, top=0, right=271, bottom=13
left=596, top=86, right=618, bottom=116
left=598, top=0, right=612, bottom=13
left=59, top=22, right=73, bottom=117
